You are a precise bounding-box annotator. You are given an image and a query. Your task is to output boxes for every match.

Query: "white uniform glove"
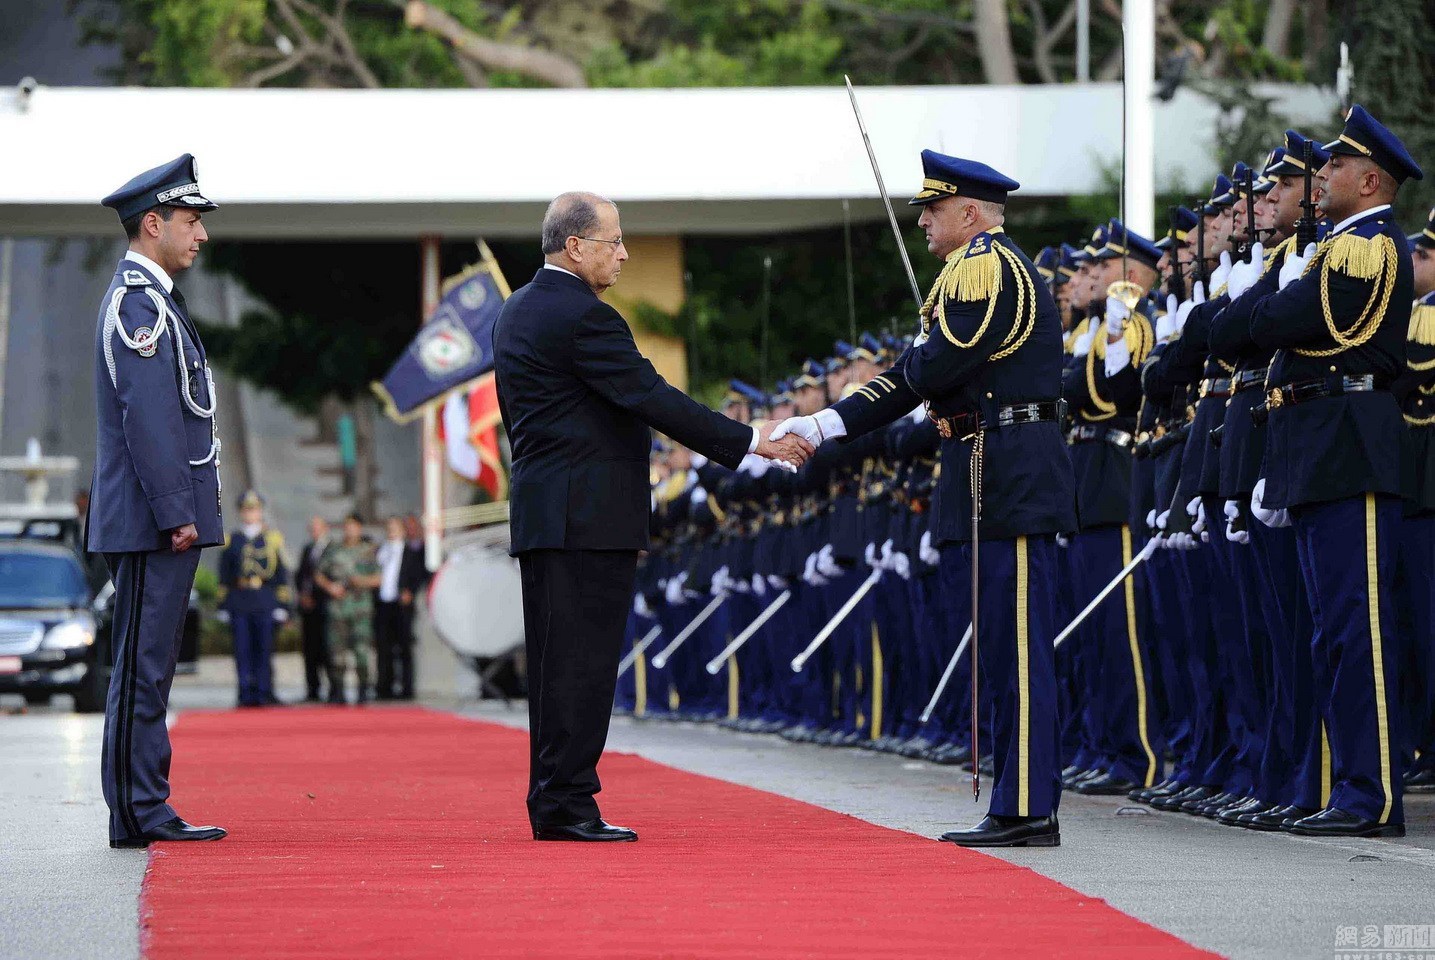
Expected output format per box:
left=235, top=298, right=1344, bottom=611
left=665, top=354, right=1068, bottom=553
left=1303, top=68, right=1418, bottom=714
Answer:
left=817, top=544, right=841, bottom=578
left=768, top=575, right=787, bottom=591
left=879, top=538, right=895, bottom=570
left=750, top=573, right=766, bottom=596
left=1173, top=282, right=1205, bottom=335
left=1209, top=254, right=1232, bottom=292
left=1156, top=295, right=1179, bottom=342
left=1072, top=321, right=1097, bottom=359
left=1251, top=478, right=1292, bottom=528
left=864, top=542, right=880, bottom=569
left=802, top=552, right=825, bottom=586
left=633, top=592, right=653, bottom=619
left=770, top=409, right=846, bottom=446
left=1223, top=499, right=1250, bottom=544
left=1279, top=242, right=1317, bottom=290
left=1145, top=508, right=1158, bottom=532
left=273, top=608, right=290, bottom=624
left=891, top=551, right=911, bottom=580
left=1104, top=295, right=1131, bottom=338
left=1055, top=532, right=1070, bottom=548
left=215, top=609, right=231, bottom=625
left=1155, top=509, right=1170, bottom=531
left=1224, top=243, right=1264, bottom=299
left=919, top=529, right=941, bottom=566
left=1188, top=496, right=1206, bottom=535
left=666, top=572, right=690, bottom=605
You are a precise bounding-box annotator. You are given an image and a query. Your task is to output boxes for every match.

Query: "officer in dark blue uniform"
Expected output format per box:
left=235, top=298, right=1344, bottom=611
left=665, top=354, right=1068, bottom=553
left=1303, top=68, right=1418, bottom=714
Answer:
left=1245, top=105, right=1423, bottom=837
left=773, top=151, right=1076, bottom=847
left=218, top=490, right=293, bottom=707
left=89, top=154, right=226, bottom=848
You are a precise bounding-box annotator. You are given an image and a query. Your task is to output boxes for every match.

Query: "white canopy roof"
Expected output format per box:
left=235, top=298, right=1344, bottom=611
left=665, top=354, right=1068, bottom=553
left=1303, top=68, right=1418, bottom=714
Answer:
left=0, top=83, right=1333, bottom=239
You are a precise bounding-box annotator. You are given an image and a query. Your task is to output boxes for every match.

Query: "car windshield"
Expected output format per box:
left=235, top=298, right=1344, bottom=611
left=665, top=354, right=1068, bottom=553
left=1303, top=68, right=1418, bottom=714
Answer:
left=0, top=552, right=88, bottom=607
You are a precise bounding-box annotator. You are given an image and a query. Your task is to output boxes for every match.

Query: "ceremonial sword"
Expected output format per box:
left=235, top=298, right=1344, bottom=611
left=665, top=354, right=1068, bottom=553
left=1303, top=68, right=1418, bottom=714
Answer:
left=791, top=568, right=882, bottom=672
left=616, top=623, right=662, bottom=680
left=1051, top=536, right=1160, bottom=650
left=843, top=76, right=923, bottom=315
left=919, top=622, right=973, bottom=725
left=650, top=592, right=728, bottom=670
left=706, top=589, right=791, bottom=675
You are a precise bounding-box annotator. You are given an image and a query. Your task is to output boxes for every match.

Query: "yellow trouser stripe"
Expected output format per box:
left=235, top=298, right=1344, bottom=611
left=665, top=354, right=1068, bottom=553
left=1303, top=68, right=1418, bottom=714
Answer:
left=1121, top=525, right=1158, bottom=786
left=871, top=622, right=884, bottom=740
left=727, top=653, right=740, bottom=721
left=1320, top=721, right=1331, bottom=806
left=634, top=652, right=647, bottom=717
left=1365, top=494, right=1394, bottom=824
left=1016, top=535, right=1030, bottom=816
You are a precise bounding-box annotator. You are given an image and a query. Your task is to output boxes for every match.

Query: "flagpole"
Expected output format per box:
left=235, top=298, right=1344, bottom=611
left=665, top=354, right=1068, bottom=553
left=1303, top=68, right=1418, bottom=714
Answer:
left=420, top=235, right=445, bottom=572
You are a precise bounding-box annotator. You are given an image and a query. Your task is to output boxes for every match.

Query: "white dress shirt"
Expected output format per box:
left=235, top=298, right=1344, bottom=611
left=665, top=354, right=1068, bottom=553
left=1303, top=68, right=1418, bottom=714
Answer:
left=123, top=250, right=174, bottom=293
left=377, top=539, right=405, bottom=603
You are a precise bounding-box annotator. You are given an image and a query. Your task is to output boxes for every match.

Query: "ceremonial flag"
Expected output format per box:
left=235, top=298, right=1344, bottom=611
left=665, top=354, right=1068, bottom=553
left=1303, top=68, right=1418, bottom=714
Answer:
left=438, top=374, right=507, bottom=501
left=372, top=241, right=510, bottom=422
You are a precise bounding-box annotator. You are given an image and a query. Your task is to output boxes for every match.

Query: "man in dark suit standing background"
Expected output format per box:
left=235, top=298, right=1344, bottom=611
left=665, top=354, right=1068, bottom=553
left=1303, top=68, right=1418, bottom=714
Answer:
left=493, top=191, right=812, bottom=842
left=295, top=515, right=332, bottom=703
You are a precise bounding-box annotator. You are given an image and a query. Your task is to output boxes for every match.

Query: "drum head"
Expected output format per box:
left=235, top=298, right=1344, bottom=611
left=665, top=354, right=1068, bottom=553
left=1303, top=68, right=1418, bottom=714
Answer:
left=427, top=540, right=524, bottom=659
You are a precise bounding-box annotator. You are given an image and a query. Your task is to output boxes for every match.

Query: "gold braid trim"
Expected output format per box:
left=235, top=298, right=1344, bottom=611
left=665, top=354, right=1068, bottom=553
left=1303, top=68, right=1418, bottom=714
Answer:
left=921, top=230, right=1005, bottom=336
left=989, top=245, right=1038, bottom=361
left=1123, top=311, right=1155, bottom=367
left=1293, top=232, right=1398, bottom=357
left=1265, top=235, right=1296, bottom=275
left=1409, top=303, right=1435, bottom=346
left=1084, top=346, right=1117, bottom=418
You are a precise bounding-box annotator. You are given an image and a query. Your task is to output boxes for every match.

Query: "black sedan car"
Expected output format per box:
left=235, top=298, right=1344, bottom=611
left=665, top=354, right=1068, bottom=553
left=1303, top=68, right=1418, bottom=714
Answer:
left=0, top=540, right=108, bottom=711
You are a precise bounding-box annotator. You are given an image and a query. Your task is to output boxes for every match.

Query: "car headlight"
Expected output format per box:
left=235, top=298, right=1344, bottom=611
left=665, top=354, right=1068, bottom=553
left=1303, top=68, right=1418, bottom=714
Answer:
left=41, top=615, right=96, bottom=650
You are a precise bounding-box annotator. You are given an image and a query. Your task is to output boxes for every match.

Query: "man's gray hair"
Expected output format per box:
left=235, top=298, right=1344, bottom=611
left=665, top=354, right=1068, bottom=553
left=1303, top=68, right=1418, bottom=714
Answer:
left=541, top=191, right=617, bottom=255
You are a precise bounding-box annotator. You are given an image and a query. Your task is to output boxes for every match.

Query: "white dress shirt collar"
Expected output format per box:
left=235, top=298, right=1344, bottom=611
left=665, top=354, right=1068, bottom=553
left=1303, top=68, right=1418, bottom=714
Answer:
left=123, top=250, right=175, bottom=293
left=542, top=262, right=581, bottom=280
left=1331, top=204, right=1391, bottom=236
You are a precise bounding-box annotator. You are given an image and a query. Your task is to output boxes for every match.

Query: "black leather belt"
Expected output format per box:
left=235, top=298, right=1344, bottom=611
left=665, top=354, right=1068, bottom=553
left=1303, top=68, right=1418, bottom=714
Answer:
left=1198, top=377, right=1233, bottom=399
left=1252, top=375, right=1377, bottom=425
left=1067, top=424, right=1135, bottom=448
left=931, top=399, right=1066, bottom=440
left=1231, top=368, right=1266, bottom=393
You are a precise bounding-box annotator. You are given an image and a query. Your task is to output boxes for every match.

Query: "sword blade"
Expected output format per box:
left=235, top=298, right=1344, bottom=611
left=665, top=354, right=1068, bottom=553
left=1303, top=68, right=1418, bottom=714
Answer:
left=919, top=622, right=973, bottom=724
left=616, top=623, right=662, bottom=679
left=1052, top=536, right=1159, bottom=650
left=706, top=590, right=791, bottom=675
left=650, top=592, right=728, bottom=669
left=844, top=76, right=923, bottom=312
left=791, top=568, right=882, bottom=672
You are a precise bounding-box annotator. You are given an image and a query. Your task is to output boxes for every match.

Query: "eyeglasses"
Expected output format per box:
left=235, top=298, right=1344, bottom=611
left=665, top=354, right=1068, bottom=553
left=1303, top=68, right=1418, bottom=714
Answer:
left=575, top=236, right=625, bottom=247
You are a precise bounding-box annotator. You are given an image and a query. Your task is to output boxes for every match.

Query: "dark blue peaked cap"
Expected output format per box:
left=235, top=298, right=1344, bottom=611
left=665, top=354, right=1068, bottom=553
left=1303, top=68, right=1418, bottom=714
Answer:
left=1096, top=220, right=1162, bottom=269
left=1056, top=243, right=1079, bottom=281
left=1267, top=130, right=1331, bottom=177
left=1156, top=206, right=1199, bottom=250
left=1201, top=173, right=1235, bottom=215
left=795, top=359, right=826, bottom=388
left=1253, top=148, right=1285, bottom=193
left=1324, top=104, right=1424, bottom=183
left=1409, top=207, right=1435, bottom=250
left=846, top=334, right=882, bottom=362
left=1034, top=246, right=1059, bottom=281
left=909, top=150, right=1020, bottom=205
left=725, top=379, right=767, bottom=406
left=101, top=153, right=217, bottom=223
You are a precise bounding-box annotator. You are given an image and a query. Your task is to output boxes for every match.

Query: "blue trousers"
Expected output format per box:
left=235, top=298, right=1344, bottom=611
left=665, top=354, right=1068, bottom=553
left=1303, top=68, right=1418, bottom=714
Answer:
left=1396, top=514, right=1435, bottom=774
left=1292, top=494, right=1404, bottom=825
left=102, top=547, right=203, bottom=843
left=231, top=611, right=276, bottom=706
left=945, top=535, right=1062, bottom=818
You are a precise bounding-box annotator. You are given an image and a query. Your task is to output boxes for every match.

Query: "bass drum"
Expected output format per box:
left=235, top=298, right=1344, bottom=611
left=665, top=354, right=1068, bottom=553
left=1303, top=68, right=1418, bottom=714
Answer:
left=427, top=527, right=524, bottom=660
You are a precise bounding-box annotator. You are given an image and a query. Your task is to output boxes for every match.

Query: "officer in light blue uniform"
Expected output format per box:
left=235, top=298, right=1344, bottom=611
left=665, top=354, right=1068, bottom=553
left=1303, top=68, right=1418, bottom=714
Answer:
left=89, top=154, right=226, bottom=848
left=218, top=490, right=293, bottom=707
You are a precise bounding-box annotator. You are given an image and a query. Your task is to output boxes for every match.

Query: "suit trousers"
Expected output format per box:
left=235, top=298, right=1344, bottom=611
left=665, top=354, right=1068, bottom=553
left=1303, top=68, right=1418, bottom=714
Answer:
left=300, top=607, right=329, bottom=699
left=519, top=548, right=638, bottom=827
left=374, top=601, right=415, bottom=699
left=102, top=547, right=202, bottom=843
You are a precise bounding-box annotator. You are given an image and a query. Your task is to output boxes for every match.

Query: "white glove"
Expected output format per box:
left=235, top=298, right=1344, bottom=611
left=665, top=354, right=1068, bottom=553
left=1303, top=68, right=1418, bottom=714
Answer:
left=1223, top=499, right=1250, bottom=544
left=1225, top=243, right=1264, bottom=299
left=215, top=609, right=231, bottom=625
left=1156, top=295, right=1179, bottom=342
left=1251, top=478, right=1292, bottom=528
left=817, top=544, right=841, bottom=578
left=892, top=551, right=911, bottom=580
left=864, top=542, right=880, bottom=569
left=1188, top=496, right=1206, bottom=535
left=273, top=608, right=290, bottom=624
left=1209, top=253, right=1232, bottom=292
left=689, top=484, right=708, bottom=505
left=1072, top=322, right=1097, bottom=359
left=802, top=552, right=826, bottom=586
left=770, top=409, right=846, bottom=446
left=1279, top=242, right=1317, bottom=290
left=633, top=592, right=653, bottom=619
left=1176, top=532, right=1199, bottom=550
left=879, top=538, right=895, bottom=570
left=666, top=572, right=690, bottom=605
left=739, top=455, right=770, bottom=478
left=1145, top=508, right=1157, bottom=531
left=1156, top=509, right=1170, bottom=531
left=768, top=575, right=787, bottom=591
left=1104, top=295, right=1131, bottom=338
left=751, top=573, right=766, bottom=596
left=1055, top=532, right=1070, bottom=548
left=919, top=530, right=941, bottom=566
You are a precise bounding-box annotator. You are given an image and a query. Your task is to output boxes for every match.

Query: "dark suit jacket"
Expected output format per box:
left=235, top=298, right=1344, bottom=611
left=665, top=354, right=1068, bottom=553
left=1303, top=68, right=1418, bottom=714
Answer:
left=296, top=538, right=330, bottom=611
left=492, top=267, right=752, bottom=554
left=399, top=544, right=429, bottom=596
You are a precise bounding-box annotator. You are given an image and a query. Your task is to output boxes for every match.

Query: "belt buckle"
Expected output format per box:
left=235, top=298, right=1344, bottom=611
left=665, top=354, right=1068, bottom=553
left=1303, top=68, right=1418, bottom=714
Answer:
left=1267, top=387, right=1284, bottom=409
left=936, top=417, right=952, bottom=440
left=1024, top=402, right=1040, bottom=422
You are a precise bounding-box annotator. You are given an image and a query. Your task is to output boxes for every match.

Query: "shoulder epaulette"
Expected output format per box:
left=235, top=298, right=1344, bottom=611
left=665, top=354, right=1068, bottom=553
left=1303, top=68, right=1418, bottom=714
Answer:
left=1322, top=231, right=1397, bottom=281
left=121, top=269, right=151, bottom=287
left=1410, top=302, right=1435, bottom=347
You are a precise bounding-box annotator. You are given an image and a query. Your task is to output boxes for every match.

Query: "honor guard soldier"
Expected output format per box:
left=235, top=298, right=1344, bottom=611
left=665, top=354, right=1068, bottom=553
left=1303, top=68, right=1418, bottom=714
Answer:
left=315, top=514, right=383, bottom=703
left=1245, top=105, right=1423, bottom=837
left=773, top=151, right=1076, bottom=847
left=218, top=490, right=293, bottom=707
left=89, top=154, right=226, bottom=848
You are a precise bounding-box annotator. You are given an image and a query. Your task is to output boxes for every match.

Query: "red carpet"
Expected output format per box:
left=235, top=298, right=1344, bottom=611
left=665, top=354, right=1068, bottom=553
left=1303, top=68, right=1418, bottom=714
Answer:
left=141, top=708, right=1218, bottom=959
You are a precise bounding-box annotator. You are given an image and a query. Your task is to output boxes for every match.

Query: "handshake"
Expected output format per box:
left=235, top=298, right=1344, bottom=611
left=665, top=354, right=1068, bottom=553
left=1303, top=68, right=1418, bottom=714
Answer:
left=751, top=419, right=817, bottom=471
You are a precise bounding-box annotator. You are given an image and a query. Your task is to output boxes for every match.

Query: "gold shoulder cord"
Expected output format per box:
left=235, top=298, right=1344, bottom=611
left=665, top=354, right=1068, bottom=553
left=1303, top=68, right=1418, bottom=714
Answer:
left=1407, top=303, right=1435, bottom=372
left=1293, top=232, right=1398, bottom=358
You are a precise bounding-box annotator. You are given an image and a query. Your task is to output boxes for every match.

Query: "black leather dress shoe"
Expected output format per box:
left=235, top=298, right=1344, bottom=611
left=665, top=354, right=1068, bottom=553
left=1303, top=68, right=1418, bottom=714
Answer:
left=1234, top=805, right=1288, bottom=831
left=1276, top=805, right=1321, bottom=831
left=939, top=814, right=1059, bottom=848
left=111, top=817, right=227, bottom=849
left=1073, top=772, right=1140, bottom=796
left=1405, top=767, right=1435, bottom=792
left=1289, top=807, right=1406, bottom=838
left=1128, top=778, right=1178, bottom=803
left=1062, top=767, right=1106, bottom=790
left=1216, top=797, right=1267, bottom=825
left=532, top=818, right=639, bottom=842
left=1151, top=784, right=1213, bottom=811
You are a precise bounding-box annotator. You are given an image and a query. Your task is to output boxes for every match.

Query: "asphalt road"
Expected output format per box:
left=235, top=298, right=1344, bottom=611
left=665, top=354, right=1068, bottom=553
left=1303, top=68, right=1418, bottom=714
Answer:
left=3, top=656, right=1432, bottom=960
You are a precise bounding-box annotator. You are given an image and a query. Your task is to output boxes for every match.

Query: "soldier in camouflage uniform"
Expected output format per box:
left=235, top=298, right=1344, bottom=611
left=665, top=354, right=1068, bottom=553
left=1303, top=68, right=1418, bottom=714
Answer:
left=315, top=513, right=382, bottom=704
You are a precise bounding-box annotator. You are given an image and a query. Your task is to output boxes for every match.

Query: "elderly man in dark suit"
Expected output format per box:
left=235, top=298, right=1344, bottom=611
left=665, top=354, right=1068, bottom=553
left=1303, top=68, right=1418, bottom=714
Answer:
left=493, top=191, right=812, bottom=842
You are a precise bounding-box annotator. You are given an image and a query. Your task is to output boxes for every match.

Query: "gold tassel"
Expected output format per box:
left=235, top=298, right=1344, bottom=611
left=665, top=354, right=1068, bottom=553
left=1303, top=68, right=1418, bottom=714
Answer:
left=937, top=242, right=1002, bottom=304
left=1409, top=304, right=1435, bottom=346
left=1324, top=232, right=1395, bottom=280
